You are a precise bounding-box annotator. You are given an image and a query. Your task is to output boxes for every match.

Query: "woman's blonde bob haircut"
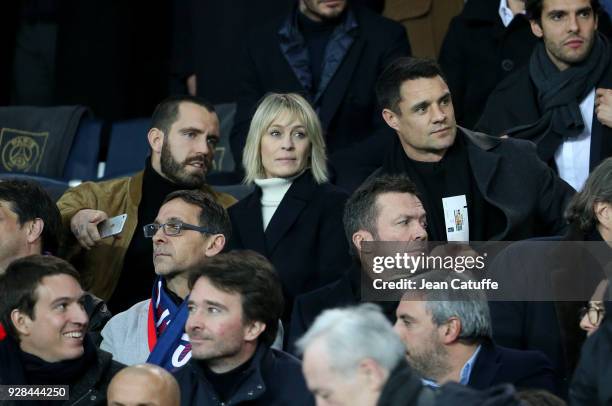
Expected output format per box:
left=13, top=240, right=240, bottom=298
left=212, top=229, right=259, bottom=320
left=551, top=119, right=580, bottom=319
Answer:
left=242, top=92, right=329, bottom=184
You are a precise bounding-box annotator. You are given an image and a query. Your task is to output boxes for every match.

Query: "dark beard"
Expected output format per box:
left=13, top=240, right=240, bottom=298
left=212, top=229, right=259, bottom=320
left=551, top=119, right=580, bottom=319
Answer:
left=160, top=141, right=206, bottom=188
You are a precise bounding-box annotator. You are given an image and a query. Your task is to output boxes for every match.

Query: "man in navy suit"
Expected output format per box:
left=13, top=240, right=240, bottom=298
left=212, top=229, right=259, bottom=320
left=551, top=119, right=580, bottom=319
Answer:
left=393, top=270, right=557, bottom=394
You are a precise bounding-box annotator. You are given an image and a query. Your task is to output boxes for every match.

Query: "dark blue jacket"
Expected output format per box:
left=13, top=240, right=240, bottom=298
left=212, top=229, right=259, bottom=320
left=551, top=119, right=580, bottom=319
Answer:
left=469, top=339, right=556, bottom=393
left=174, top=345, right=314, bottom=406
left=377, top=358, right=522, bottom=406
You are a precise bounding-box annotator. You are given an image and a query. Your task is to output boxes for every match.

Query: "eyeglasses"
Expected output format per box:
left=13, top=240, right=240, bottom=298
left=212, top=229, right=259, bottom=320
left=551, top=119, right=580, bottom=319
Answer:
left=143, top=221, right=217, bottom=238
left=579, top=304, right=606, bottom=325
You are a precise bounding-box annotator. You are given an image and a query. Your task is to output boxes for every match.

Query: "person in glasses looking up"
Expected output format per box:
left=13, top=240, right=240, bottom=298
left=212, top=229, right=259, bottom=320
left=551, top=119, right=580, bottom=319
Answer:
left=99, top=190, right=229, bottom=371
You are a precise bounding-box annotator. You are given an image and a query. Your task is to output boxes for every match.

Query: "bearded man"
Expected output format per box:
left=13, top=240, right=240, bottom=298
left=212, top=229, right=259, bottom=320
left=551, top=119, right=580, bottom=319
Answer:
left=58, top=95, right=235, bottom=313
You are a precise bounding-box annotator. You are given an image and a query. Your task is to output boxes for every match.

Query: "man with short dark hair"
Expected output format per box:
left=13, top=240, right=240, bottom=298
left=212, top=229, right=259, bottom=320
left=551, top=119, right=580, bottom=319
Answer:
left=394, top=271, right=556, bottom=392
left=100, top=190, right=229, bottom=370
left=0, top=179, right=61, bottom=272
left=477, top=0, right=612, bottom=191
left=0, top=255, right=123, bottom=405
left=372, top=57, right=574, bottom=241
left=0, top=179, right=111, bottom=343
left=174, top=250, right=313, bottom=406
left=58, top=95, right=236, bottom=313
left=287, top=173, right=427, bottom=353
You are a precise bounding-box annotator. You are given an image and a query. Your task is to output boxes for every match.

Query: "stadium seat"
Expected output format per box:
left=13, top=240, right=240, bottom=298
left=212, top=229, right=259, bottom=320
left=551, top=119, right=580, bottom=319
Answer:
left=0, top=173, right=70, bottom=202
left=104, top=118, right=151, bottom=178
left=63, top=117, right=103, bottom=181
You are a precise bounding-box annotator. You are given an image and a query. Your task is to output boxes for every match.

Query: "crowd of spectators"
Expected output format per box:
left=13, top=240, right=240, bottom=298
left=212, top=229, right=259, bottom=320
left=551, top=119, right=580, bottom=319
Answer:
left=1, top=0, right=612, bottom=405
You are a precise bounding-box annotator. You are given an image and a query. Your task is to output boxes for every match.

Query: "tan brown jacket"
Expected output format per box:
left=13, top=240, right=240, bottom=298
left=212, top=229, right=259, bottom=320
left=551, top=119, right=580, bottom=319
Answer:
left=57, top=171, right=236, bottom=300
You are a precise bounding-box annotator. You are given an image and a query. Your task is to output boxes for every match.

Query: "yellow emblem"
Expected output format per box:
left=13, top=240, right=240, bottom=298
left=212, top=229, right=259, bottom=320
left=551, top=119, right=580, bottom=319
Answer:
left=0, top=129, right=48, bottom=173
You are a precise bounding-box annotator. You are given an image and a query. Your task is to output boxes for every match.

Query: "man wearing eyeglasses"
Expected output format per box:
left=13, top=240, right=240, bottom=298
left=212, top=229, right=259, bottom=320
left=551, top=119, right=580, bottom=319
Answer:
left=99, top=190, right=229, bottom=370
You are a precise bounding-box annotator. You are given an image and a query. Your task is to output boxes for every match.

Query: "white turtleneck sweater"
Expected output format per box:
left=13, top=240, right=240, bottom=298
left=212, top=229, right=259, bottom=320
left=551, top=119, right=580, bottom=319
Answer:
left=254, top=177, right=294, bottom=230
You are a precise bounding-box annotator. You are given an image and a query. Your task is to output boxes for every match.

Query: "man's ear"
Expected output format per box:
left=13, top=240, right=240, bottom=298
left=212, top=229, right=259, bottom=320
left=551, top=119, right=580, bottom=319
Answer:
left=352, top=230, right=374, bottom=254
left=594, top=201, right=611, bottom=227
left=439, top=317, right=462, bottom=345
left=26, top=218, right=44, bottom=245
left=147, top=128, right=164, bottom=154
left=382, top=109, right=400, bottom=131
left=530, top=19, right=544, bottom=38
left=244, top=320, right=266, bottom=342
left=205, top=234, right=226, bottom=257
left=358, top=358, right=388, bottom=391
left=10, top=309, right=32, bottom=337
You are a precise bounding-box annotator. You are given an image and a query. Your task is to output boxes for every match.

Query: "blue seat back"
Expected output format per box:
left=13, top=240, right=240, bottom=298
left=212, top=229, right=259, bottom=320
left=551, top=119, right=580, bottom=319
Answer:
left=105, top=118, right=151, bottom=178
left=0, top=173, right=70, bottom=202
left=213, top=103, right=236, bottom=173
left=213, top=183, right=254, bottom=201
left=63, top=117, right=102, bottom=181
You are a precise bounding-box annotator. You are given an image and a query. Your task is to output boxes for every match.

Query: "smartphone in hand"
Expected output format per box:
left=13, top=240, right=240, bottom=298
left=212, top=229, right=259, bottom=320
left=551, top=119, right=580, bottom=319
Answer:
left=97, top=214, right=127, bottom=239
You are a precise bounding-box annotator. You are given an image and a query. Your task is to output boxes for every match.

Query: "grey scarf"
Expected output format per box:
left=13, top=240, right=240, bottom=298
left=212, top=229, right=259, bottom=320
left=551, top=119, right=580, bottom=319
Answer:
left=507, top=32, right=610, bottom=162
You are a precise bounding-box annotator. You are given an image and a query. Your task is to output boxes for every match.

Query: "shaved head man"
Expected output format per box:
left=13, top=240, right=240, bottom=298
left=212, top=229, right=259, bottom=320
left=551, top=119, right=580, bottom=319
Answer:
left=107, top=363, right=180, bottom=406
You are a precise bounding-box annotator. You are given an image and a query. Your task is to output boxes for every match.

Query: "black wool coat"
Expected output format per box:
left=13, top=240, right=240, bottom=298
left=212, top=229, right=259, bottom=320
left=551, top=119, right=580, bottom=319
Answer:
left=438, top=0, right=537, bottom=128
left=476, top=62, right=612, bottom=171
left=227, top=171, right=351, bottom=321
left=230, top=4, right=410, bottom=187
left=362, top=128, right=575, bottom=240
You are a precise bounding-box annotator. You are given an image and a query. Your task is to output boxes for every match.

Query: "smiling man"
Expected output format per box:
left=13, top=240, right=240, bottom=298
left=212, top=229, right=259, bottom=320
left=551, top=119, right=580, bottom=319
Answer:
left=174, top=251, right=313, bottom=406
left=57, top=95, right=236, bottom=313
left=100, top=190, right=228, bottom=370
left=478, top=0, right=612, bottom=191
left=0, top=255, right=123, bottom=405
left=0, top=179, right=112, bottom=345
left=373, top=57, right=574, bottom=241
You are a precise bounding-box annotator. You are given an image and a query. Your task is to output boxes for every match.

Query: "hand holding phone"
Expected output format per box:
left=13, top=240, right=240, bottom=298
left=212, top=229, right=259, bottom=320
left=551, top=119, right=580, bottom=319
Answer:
left=71, top=209, right=108, bottom=249
left=97, top=214, right=128, bottom=239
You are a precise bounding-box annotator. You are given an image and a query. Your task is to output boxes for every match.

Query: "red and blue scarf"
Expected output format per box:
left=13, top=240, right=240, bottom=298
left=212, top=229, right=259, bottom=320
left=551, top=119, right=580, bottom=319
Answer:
left=146, top=277, right=191, bottom=371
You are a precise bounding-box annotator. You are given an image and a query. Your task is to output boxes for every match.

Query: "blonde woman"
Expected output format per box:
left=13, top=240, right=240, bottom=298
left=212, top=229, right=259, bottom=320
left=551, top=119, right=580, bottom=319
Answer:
left=227, top=93, right=351, bottom=320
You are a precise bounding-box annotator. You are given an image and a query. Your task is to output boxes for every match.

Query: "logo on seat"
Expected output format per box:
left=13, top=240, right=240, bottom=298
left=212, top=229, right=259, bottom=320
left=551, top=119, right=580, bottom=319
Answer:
left=0, top=129, right=48, bottom=173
